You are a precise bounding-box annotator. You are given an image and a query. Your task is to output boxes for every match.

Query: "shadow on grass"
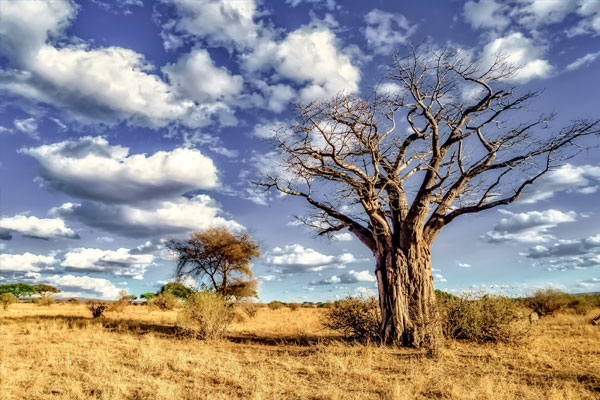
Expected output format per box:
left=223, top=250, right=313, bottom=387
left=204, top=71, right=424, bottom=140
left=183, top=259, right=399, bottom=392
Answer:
left=2, top=314, right=344, bottom=347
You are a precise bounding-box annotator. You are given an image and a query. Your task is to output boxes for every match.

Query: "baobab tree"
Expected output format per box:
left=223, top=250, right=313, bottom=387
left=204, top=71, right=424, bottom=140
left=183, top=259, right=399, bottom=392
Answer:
left=257, top=47, right=599, bottom=348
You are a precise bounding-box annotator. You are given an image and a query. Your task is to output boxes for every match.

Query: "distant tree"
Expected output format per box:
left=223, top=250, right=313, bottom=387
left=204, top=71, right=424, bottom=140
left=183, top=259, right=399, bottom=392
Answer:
left=0, top=283, right=36, bottom=298
left=0, top=293, right=18, bottom=310
left=33, top=284, right=61, bottom=298
left=140, top=292, right=156, bottom=301
left=166, top=227, right=260, bottom=299
left=159, top=282, right=193, bottom=299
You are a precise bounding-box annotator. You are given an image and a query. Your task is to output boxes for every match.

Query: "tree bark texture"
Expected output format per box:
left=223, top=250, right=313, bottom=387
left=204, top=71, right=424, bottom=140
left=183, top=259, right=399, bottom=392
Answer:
left=376, top=243, right=440, bottom=348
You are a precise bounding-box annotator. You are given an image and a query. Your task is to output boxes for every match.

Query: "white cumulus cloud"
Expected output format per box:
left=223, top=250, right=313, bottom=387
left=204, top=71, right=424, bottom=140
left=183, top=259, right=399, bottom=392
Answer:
left=0, top=214, right=78, bottom=240
left=22, top=136, right=219, bottom=204
left=483, top=209, right=578, bottom=243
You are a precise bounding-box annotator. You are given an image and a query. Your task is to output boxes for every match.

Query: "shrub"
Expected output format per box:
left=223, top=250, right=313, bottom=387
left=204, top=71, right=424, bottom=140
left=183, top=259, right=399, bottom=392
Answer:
left=179, top=291, right=233, bottom=340
left=39, top=296, right=56, bottom=306
left=324, top=296, right=380, bottom=342
left=0, top=293, right=18, bottom=310
left=149, top=292, right=178, bottom=310
left=268, top=301, right=285, bottom=310
left=239, top=302, right=259, bottom=318
left=288, top=302, right=300, bottom=311
left=67, top=298, right=80, bottom=304
left=525, top=288, right=570, bottom=316
left=438, top=294, right=526, bottom=343
left=30, top=298, right=41, bottom=304
left=89, top=303, right=107, bottom=318
left=108, top=290, right=131, bottom=313
left=566, top=294, right=600, bottom=315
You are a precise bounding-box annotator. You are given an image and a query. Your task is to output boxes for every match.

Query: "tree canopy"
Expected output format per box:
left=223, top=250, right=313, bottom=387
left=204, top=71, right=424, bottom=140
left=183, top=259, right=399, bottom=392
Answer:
left=166, top=227, right=260, bottom=300
left=0, top=283, right=36, bottom=298
left=159, top=282, right=193, bottom=299
left=33, top=284, right=61, bottom=298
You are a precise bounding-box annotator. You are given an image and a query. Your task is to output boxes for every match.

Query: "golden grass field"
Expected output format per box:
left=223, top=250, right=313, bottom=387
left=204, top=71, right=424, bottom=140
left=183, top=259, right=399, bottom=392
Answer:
left=1, top=303, right=599, bottom=400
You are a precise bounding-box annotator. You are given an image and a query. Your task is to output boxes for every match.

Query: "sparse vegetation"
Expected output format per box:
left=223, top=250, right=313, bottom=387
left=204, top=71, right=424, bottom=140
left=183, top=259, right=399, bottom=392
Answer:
left=324, top=296, right=381, bottom=342
left=2, top=301, right=598, bottom=399
left=0, top=293, right=17, bottom=310
left=179, top=291, right=233, bottom=340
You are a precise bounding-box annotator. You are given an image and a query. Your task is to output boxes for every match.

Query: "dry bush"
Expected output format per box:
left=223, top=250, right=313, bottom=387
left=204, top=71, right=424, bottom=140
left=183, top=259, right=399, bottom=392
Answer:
left=0, top=293, right=17, bottom=310
left=89, top=303, right=107, bottom=318
left=438, top=294, right=527, bottom=343
left=67, top=298, right=80, bottom=304
left=109, top=290, right=133, bottom=313
left=238, top=302, right=259, bottom=318
left=108, top=300, right=127, bottom=313
left=566, top=294, right=600, bottom=315
left=288, top=302, right=300, bottom=311
left=525, top=288, right=570, bottom=316
left=324, top=296, right=380, bottom=342
left=39, top=296, right=55, bottom=306
left=268, top=301, right=285, bottom=310
left=148, top=292, right=178, bottom=311
left=179, top=291, right=233, bottom=340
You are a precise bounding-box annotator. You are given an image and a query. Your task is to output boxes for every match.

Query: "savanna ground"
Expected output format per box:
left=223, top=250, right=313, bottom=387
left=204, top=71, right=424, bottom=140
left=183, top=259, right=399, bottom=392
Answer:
left=1, top=302, right=599, bottom=400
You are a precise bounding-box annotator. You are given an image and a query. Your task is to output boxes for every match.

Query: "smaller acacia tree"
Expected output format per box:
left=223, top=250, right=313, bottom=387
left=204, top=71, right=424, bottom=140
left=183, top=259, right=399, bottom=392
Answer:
left=166, top=227, right=260, bottom=300
left=0, top=283, right=36, bottom=298
left=140, top=292, right=156, bottom=301
left=34, top=284, right=60, bottom=304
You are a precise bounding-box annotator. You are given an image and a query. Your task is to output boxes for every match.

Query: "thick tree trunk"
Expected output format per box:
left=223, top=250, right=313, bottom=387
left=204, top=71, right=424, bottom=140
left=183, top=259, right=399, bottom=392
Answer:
left=375, top=242, right=441, bottom=348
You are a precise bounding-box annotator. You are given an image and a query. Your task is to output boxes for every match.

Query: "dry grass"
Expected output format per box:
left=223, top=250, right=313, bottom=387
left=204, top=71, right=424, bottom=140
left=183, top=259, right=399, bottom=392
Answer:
left=1, top=303, right=599, bottom=399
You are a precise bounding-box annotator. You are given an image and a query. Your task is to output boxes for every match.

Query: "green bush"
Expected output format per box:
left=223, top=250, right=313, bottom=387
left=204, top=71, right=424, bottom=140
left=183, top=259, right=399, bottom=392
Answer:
left=268, top=301, right=285, bottom=310
left=324, top=296, right=380, bottom=342
left=149, top=292, right=178, bottom=311
left=0, top=293, right=18, bottom=310
left=438, top=294, right=526, bottom=343
left=30, top=298, right=41, bottom=304
left=525, top=288, right=570, bottom=316
left=180, top=291, right=233, bottom=340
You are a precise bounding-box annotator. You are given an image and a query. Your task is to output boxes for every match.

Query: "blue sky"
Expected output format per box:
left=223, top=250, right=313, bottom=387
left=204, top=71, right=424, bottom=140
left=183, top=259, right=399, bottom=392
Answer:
left=1, top=0, right=599, bottom=301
